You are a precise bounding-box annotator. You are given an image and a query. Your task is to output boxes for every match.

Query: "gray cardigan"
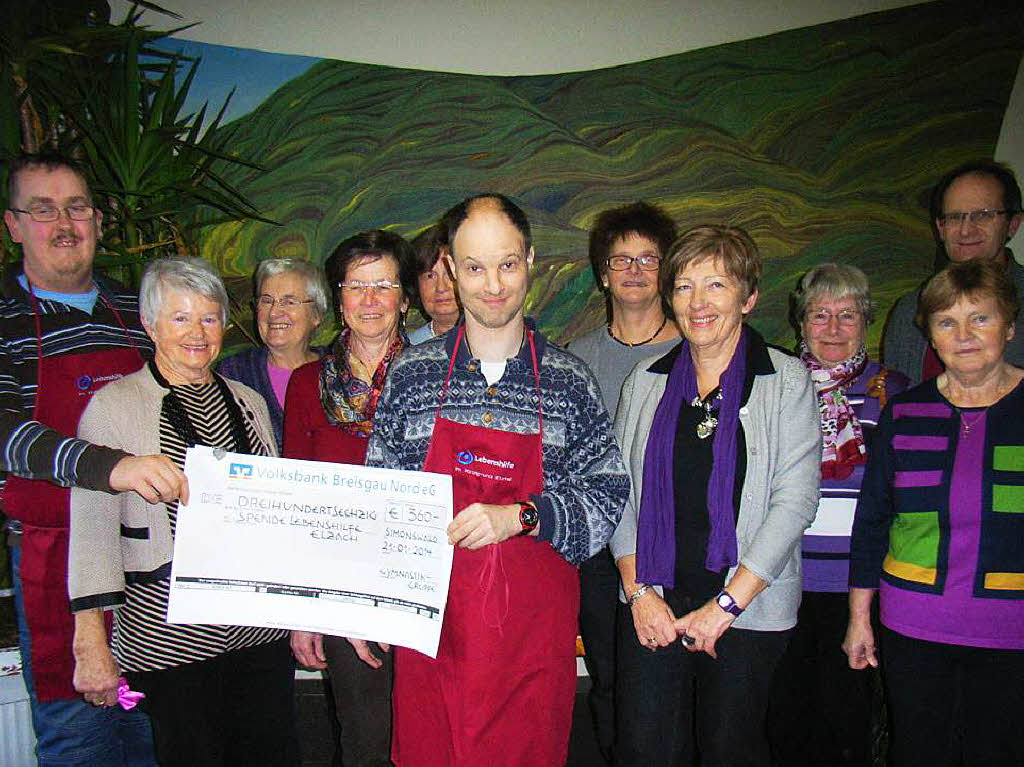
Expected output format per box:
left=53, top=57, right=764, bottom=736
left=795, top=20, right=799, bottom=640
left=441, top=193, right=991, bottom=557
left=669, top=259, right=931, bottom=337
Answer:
left=608, top=344, right=821, bottom=631
left=69, top=365, right=277, bottom=611
left=883, top=255, right=1024, bottom=385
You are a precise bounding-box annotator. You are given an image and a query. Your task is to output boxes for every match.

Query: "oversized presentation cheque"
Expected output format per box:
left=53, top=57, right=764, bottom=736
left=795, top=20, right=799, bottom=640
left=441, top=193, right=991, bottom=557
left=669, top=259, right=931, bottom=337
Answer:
left=167, top=446, right=454, bottom=658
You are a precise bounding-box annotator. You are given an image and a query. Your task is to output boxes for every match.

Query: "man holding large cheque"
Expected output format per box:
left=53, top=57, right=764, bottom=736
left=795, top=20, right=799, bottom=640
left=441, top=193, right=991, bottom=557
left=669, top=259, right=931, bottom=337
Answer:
left=364, top=194, right=629, bottom=766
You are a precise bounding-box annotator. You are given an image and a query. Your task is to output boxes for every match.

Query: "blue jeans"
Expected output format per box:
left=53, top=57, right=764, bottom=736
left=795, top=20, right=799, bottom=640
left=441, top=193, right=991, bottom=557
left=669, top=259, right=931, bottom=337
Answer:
left=11, top=542, right=157, bottom=767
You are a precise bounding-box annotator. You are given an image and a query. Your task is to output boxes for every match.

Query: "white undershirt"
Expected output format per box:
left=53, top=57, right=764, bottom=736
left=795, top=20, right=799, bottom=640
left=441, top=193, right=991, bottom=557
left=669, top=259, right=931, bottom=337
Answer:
left=480, top=360, right=507, bottom=386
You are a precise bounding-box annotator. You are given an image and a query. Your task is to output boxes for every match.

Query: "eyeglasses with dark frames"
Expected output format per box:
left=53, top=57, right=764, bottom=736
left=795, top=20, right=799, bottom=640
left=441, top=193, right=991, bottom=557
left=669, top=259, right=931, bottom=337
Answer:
left=606, top=254, right=660, bottom=271
left=8, top=204, right=96, bottom=223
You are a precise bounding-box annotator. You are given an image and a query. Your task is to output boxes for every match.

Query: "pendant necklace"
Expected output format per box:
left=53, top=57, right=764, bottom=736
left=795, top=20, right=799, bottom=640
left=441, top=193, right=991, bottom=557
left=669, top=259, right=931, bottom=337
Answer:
left=607, top=316, right=667, bottom=348
left=959, top=409, right=986, bottom=436
left=692, top=388, right=723, bottom=439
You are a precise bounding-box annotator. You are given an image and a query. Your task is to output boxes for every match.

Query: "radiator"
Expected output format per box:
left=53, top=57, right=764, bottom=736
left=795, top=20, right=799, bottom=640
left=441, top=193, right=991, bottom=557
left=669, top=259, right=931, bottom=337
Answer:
left=0, top=649, right=37, bottom=767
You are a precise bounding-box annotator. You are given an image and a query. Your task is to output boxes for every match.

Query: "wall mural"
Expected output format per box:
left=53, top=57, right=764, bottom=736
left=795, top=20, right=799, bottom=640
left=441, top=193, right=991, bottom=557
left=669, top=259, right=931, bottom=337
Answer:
left=181, top=2, right=1023, bottom=355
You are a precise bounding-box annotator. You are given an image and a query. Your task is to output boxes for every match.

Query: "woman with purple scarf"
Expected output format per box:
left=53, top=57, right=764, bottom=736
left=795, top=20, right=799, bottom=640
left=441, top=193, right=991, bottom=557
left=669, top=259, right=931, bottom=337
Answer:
left=608, top=225, right=821, bottom=766
left=768, top=263, right=908, bottom=766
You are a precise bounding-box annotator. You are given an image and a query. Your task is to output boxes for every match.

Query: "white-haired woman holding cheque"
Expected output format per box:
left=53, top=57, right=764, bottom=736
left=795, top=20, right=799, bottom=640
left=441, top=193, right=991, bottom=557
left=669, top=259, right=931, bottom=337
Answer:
left=68, top=257, right=299, bottom=767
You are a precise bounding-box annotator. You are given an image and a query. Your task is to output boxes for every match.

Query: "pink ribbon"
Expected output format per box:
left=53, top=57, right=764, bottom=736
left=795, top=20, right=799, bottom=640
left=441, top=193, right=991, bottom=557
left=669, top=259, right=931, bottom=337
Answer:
left=117, top=677, right=145, bottom=711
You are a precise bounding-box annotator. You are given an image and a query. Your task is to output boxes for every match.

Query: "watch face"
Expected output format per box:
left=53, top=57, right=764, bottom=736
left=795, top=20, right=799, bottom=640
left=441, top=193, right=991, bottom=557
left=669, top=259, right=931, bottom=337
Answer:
left=519, top=504, right=539, bottom=530
left=715, top=591, right=741, bottom=615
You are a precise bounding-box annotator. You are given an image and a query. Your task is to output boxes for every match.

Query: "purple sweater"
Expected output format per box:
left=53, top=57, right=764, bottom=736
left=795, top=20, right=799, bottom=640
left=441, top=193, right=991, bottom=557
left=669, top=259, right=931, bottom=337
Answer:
left=850, top=379, right=1024, bottom=649
left=802, top=361, right=908, bottom=592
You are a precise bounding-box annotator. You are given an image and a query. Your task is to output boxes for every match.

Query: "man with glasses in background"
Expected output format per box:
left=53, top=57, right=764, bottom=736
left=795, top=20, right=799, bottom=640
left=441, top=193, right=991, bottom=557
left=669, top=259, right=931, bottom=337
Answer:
left=883, top=160, right=1023, bottom=383
left=3, top=153, right=186, bottom=765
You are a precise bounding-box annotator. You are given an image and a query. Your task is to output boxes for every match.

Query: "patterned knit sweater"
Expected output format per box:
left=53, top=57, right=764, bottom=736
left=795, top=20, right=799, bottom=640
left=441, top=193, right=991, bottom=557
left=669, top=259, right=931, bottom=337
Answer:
left=366, top=321, right=630, bottom=566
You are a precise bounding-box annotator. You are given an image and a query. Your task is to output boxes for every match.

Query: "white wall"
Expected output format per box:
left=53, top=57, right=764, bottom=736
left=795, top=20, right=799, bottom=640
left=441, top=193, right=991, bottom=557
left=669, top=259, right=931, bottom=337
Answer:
left=115, top=0, right=919, bottom=75
left=996, top=57, right=1024, bottom=254
left=113, top=0, right=1024, bottom=247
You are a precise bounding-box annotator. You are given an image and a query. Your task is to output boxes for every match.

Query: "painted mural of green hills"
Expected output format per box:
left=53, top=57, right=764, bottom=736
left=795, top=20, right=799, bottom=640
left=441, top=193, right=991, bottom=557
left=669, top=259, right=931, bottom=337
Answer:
left=200, top=1, right=1023, bottom=353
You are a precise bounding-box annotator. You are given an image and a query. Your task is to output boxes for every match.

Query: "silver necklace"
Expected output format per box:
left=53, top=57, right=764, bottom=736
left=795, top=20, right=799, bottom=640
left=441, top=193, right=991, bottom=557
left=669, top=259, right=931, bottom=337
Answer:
left=691, top=389, right=723, bottom=439
left=959, top=409, right=986, bottom=436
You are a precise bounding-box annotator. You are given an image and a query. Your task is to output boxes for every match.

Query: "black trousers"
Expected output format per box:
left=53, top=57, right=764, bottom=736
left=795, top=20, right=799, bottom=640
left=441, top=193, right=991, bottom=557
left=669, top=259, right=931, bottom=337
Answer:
left=579, top=547, right=619, bottom=764
left=881, top=627, right=1024, bottom=767
left=324, top=635, right=394, bottom=767
left=614, top=594, right=791, bottom=767
left=127, top=638, right=300, bottom=767
left=767, top=591, right=877, bottom=766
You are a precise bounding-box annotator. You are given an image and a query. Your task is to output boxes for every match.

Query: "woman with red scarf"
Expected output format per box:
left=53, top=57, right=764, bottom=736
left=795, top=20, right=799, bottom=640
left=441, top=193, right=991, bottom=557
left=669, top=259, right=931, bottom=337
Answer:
left=769, top=263, right=907, bottom=766
left=284, top=230, right=415, bottom=767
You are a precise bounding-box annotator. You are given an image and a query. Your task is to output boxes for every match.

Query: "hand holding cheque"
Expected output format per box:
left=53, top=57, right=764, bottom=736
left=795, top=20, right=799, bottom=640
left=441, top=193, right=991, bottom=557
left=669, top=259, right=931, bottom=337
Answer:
left=167, top=447, right=454, bottom=657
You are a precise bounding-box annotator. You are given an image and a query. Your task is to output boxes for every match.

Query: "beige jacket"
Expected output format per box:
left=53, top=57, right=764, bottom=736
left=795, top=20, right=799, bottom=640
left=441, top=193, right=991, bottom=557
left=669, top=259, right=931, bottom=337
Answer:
left=68, top=364, right=276, bottom=611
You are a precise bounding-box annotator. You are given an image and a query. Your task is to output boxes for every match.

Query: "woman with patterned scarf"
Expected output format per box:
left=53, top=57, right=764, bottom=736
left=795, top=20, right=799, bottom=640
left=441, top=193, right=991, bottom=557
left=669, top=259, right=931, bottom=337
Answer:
left=768, top=263, right=907, bottom=767
left=283, top=230, right=416, bottom=767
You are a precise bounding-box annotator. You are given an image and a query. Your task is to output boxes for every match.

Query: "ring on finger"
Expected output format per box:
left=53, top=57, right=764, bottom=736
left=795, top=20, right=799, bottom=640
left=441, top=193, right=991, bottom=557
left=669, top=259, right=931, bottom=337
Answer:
left=681, top=633, right=696, bottom=647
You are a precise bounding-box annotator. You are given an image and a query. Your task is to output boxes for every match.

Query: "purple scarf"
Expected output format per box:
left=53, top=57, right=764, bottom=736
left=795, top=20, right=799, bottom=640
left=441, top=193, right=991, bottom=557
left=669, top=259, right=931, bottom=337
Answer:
left=636, top=326, right=748, bottom=588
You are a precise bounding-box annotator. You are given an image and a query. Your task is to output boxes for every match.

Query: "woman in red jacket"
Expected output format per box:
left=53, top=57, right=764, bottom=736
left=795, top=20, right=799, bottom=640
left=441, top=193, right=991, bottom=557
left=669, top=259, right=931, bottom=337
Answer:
left=285, top=229, right=416, bottom=767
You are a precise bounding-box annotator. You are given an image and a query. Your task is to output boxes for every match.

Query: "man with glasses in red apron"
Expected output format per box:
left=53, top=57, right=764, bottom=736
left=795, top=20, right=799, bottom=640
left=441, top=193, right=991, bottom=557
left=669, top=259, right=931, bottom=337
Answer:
left=363, top=194, right=630, bottom=766
left=2, top=154, right=186, bottom=765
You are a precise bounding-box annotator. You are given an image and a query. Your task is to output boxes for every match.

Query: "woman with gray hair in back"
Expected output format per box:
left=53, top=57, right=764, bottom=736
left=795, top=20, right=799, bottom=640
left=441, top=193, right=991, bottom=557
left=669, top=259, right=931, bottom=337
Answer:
left=769, top=262, right=908, bottom=766
left=218, top=257, right=330, bottom=452
left=67, top=256, right=299, bottom=766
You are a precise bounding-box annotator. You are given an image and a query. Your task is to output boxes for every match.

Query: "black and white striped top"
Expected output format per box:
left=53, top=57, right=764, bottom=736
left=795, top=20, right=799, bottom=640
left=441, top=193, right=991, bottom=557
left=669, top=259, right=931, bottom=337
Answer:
left=112, top=380, right=286, bottom=672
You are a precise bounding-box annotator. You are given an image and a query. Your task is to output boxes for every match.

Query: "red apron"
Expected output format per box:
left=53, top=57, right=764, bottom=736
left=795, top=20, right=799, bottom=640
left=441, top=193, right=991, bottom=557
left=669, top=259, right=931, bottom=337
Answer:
left=391, top=326, right=579, bottom=767
left=3, top=288, right=143, bottom=702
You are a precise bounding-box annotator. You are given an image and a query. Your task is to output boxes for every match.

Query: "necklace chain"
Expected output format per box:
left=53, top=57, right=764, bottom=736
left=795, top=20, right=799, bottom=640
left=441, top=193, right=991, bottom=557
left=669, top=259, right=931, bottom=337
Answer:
left=607, top=316, right=668, bottom=348
left=959, top=408, right=986, bottom=436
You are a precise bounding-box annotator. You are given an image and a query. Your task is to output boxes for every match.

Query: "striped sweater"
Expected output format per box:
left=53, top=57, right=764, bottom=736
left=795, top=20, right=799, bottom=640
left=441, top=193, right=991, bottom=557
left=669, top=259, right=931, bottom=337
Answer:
left=802, top=361, right=908, bottom=592
left=0, top=269, right=151, bottom=505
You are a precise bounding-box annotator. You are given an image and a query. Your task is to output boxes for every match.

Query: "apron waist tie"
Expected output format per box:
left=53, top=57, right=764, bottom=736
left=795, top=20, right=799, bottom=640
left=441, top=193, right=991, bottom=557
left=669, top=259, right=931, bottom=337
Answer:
left=478, top=545, right=511, bottom=634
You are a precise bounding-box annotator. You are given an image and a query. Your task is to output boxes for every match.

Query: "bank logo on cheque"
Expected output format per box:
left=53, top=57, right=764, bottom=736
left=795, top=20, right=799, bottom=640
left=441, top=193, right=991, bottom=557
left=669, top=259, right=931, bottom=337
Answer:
left=229, top=462, right=254, bottom=479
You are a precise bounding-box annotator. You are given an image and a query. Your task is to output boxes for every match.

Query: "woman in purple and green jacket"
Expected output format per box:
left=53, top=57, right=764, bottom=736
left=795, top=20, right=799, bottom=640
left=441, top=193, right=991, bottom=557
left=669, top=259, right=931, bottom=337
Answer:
left=846, top=260, right=1024, bottom=767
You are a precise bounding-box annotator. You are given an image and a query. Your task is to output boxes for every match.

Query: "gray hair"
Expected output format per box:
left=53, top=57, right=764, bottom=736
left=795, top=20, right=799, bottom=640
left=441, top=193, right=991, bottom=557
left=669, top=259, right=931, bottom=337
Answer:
left=139, top=257, right=229, bottom=327
left=254, top=258, right=330, bottom=321
left=791, top=262, right=875, bottom=327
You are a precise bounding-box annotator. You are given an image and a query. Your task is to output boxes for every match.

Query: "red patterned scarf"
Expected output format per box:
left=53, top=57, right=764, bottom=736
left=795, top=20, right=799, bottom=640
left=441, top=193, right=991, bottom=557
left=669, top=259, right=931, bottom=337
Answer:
left=319, top=328, right=405, bottom=437
left=799, top=341, right=868, bottom=480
